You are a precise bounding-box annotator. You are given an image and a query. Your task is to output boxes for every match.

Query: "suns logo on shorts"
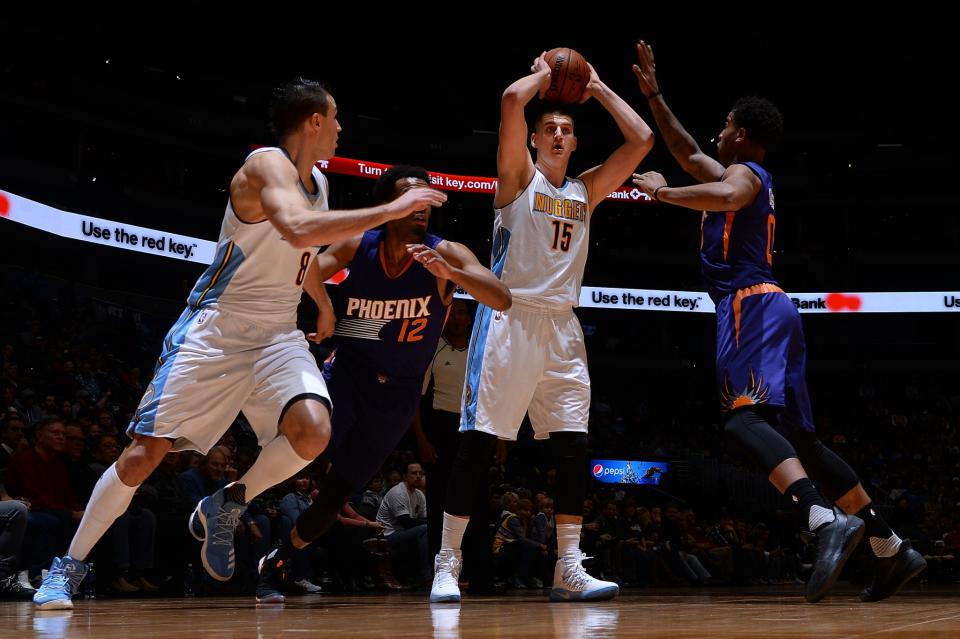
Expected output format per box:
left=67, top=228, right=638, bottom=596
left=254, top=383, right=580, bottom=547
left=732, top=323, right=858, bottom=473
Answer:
left=719, top=370, right=770, bottom=411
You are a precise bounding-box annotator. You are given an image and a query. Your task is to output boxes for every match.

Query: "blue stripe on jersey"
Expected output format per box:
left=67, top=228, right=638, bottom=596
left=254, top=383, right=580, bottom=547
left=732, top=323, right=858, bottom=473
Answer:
left=128, top=307, right=199, bottom=437
left=491, top=227, right=511, bottom=277
left=186, top=241, right=245, bottom=309
left=460, top=304, right=494, bottom=431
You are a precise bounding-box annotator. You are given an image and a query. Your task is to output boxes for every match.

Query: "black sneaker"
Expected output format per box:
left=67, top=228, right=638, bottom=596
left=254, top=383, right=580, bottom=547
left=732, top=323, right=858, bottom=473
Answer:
left=805, top=509, right=865, bottom=603
left=0, top=573, right=37, bottom=600
left=255, top=544, right=288, bottom=604
left=860, top=540, right=927, bottom=602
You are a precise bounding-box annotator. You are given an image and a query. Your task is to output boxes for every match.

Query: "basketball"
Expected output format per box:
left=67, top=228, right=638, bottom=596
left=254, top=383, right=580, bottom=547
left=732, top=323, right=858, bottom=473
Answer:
left=543, top=47, right=589, bottom=104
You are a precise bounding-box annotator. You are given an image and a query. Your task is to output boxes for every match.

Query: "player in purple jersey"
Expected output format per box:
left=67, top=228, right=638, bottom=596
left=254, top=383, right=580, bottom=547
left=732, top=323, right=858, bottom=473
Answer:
left=253, top=165, right=511, bottom=603
left=630, top=42, right=925, bottom=602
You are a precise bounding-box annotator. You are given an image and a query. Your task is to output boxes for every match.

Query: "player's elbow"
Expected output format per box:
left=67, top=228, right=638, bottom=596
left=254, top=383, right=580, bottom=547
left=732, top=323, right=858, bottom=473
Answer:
left=637, top=131, right=655, bottom=155
left=719, top=186, right=747, bottom=209
left=501, top=88, right=525, bottom=114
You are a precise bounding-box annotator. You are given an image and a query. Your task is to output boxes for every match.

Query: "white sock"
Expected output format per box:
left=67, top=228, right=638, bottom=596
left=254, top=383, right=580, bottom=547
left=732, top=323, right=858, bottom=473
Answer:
left=440, top=513, right=469, bottom=551
left=557, top=523, right=581, bottom=558
left=68, top=464, right=137, bottom=561
left=237, top=435, right=311, bottom=501
left=869, top=533, right=903, bottom=558
left=808, top=504, right=836, bottom=531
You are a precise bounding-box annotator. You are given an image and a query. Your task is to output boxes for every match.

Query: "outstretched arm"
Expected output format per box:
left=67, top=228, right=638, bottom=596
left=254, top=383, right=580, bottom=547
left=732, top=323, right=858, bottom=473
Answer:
left=240, top=152, right=447, bottom=248
left=633, top=40, right=724, bottom=184
left=632, top=164, right=760, bottom=212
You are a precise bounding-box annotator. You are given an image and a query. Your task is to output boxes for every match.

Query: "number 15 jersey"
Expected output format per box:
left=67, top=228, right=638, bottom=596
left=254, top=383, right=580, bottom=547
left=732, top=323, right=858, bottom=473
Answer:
left=493, top=169, right=591, bottom=311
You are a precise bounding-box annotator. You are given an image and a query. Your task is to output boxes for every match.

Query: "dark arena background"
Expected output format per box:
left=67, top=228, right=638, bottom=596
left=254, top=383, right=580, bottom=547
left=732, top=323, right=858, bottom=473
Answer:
left=2, top=12, right=959, bottom=638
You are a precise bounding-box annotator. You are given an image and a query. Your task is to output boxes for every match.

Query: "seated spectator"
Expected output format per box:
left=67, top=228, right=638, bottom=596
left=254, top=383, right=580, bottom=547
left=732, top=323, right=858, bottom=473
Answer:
left=377, top=463, right=429, bottom=586
left=491, top=492, right=539, bottom=589
left=63, top=424, right=96, bottom=502
left=357, top=474, right=384, bottom=521
left=143, top=453, right=194, bottom=589
left=595, top=501, right=622, bottom=584
left=0, top=483, right=35, bottom=599
left=279, top=474, right=322, bottom=593
left=530, top=497, right=557, bottom=585
left=88, top=433, right=157, bottom=593
left=616, top=501, right=656, bottom=587
left=178, top=447, right=229, bottom=507
left=0, top=413, right=27, bottom=472
left=5, top=417, right=83, bottom=577
left=18, top=389, right=44, bottom=427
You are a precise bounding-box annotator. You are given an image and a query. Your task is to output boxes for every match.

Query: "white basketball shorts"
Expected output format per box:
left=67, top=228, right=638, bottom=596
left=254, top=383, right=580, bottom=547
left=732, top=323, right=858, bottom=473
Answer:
left=128, top=305, right=330, bottom=453
left=460, top=302, right=590, bottom=440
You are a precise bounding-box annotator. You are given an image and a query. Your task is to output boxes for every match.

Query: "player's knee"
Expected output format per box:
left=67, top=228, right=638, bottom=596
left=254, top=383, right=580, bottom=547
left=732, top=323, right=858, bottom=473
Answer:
left=787, top=429, right=859, bottom=498
left=787, top=429, right=820, bottom=459
left=118, top=435, right=171, bottom=485
left=281, top=399, right=331, bottom=460
left=723, top=407, right=796, bottom=475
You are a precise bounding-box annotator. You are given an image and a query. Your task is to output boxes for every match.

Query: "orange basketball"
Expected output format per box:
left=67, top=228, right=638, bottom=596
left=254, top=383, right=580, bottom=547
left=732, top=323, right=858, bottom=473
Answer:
left=542, top=47, right=589, bottom=105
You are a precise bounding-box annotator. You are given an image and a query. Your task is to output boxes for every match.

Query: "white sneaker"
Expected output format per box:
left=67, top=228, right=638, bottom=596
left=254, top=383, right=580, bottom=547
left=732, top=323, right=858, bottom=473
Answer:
left=429, top=549, right=462, bottom=603
left=18, top=570, right=33, bottom=590
left=549, top=551, right=619, bottom=602
left=294, top=578, right=322, bottom=594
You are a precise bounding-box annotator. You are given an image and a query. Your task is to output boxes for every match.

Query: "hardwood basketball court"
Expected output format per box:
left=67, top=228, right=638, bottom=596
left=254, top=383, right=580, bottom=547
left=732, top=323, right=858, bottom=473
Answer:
left=5, top=586, right=958, bottom=638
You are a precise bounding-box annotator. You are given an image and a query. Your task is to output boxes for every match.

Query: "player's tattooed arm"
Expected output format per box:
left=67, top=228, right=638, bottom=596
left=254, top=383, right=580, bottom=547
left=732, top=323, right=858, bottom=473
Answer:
left=632, top=40, right=724, bottom=184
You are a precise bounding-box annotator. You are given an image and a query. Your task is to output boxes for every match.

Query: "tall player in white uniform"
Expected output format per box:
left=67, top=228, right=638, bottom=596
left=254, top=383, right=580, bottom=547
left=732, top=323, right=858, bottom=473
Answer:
left=33, top=78, right=446, bottom=609
left=430, top=55, right=654, bottom=602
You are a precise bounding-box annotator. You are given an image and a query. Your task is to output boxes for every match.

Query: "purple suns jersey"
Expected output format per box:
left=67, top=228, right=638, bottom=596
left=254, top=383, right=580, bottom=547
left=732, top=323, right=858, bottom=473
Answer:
left=331, top=229, right=449, bottom=379
left=700, top=162, right=778, bottom=303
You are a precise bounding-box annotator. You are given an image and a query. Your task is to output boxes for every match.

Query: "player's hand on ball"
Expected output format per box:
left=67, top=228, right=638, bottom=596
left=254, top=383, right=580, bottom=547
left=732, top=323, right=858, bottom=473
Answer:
left=532, top=52, right=551, bottom=98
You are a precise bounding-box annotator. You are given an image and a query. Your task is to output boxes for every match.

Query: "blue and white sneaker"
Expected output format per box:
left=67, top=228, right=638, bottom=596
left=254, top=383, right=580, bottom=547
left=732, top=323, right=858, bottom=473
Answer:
left=188, top=482, right=247, bottom=581
left=549, top=551, right=619, bottom=602
left=33, top=556, right=88, bottom=610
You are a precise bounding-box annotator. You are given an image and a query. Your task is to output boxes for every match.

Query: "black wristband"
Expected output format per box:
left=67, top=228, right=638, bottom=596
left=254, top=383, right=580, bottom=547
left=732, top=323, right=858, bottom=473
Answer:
left=653, top=185, right=667, bottom=201
left=646, top=91, right=661, bottom=100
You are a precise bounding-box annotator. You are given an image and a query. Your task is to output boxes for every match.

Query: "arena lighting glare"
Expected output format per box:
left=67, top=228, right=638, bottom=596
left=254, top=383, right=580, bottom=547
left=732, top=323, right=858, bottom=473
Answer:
left=3, top=188, right=958, bottom=314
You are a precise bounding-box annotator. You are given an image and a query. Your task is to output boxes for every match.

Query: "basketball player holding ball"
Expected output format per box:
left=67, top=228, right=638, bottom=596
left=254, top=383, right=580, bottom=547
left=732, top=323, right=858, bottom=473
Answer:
left=430, top=49, right=655, bottom=603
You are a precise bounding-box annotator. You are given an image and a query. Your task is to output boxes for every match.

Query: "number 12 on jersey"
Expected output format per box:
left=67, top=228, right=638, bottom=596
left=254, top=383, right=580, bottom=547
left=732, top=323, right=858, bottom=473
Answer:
left=398, top=318, right=427, bottom=342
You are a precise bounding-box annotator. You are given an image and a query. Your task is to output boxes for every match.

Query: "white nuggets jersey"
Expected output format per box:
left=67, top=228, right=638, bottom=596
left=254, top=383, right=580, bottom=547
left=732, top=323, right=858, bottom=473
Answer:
left=186, top=147, right=329, bottom=326
left=494, top=169, right=590, bottom=310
